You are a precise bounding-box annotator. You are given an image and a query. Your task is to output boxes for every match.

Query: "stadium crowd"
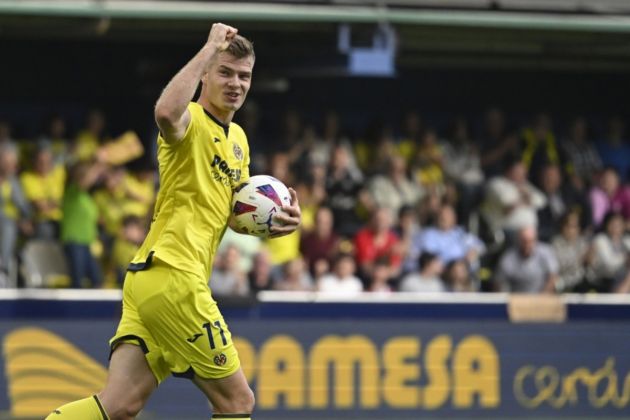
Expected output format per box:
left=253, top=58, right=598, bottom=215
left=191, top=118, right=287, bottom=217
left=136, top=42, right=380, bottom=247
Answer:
left=1, top=106, right=630, bottom=295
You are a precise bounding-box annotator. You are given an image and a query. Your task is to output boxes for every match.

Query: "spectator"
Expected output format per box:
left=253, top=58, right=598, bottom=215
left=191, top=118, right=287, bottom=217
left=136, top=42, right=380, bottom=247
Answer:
left=248, top=249, right=274, bottom=295
left=396, top=110, right=424, bottom=165
left=589, top=167, right=630, bottom=227
left=265, top=230, right=301, bottom=277
left=219, top=228, right=262, bottom=275
left=443, top=259, right=477, bottom=292
left=481, top=159, right=546, bottom=243
left=495, top=226, right=559, bottom=293
left=111, top=215, right=145, bottom=286
left=73, top=109, right=107, bottom=162
left=442, top=117, right=484, bottom=226
left=479, top=107, right=520, bottom=178
left=536, top=163, right=591, bottom=242
left=586, top=211, right=630, bottom=293
left=211, top=245, right=249, bottom=297
left=39, top=114, right=71, bottom=165
left=367, top=154, right=424, bottom=223
left=300, top=206, right=341, bottom=278
left=326, top=144, right=369, bottom=237
left=366, top=258, right=394, bottom=294
left=520, top=113, right=561, bottom=177
left=274, top=257, right=313, bottom=291
left=317, top=253, right=363, bottom=295
left=20, top=143, right=66, bottom=239
left=399, top=252, right=445, bottom=293
left=0, top=120, right=14, bottom=147
left=396, top=205, right=422, bottom=274
left=123, top=164, right=157, bottom=220
left=93, top=166, right=133, bottom=263
left=561, top=117, right=602, bottom=190
left=0, top=143, right=32, bottom=287
left=61, top=161, right=106, bottom=288
left=551, top=210, right=592, bottom=293
left=597, top=117, right=630, bottom=182
left=354, top=207, right=402, bottom=283
left=412, top=203, right=485, bottom=271
left=411, top=129, right=445, bottom=193
left=355, top=120, right=397, bottom=175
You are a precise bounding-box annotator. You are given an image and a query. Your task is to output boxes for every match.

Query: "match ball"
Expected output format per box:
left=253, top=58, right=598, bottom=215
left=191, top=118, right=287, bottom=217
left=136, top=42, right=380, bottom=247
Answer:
left=231, top=175, right=291, bottom=238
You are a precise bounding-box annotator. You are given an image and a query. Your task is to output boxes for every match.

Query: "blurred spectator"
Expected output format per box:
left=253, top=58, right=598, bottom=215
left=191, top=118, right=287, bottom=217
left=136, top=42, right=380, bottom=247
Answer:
left=73, top=109, right=107, bottom=162
left=589, top=167, right=630, bottom=227
left=412, top=203, right=485, bottom=271
left=211, top=245, right=249, bottom=297
left=61, top=161, right=106, bottom=288
left=93, top=166, right=129, bottom=250
left=536, top=163, right=591, bottom=242
left=274, top=257, right=313, bottom=291
left=586, top=211, right=630, bottom=293
left=551, top=210, right=592, bottom=293
left=597, top=117, right=630, bottom=182
left=411, top=129, right=444, bottom=192
left=479, top=107, right=520, bottom=177
left=20, top=143, right=66, bottom=239
left=366, top=258, right=394, bottom=294
left=355, top=120, right=397, bottom=175
left=520, top=113, right=561, bottom=177
left=561, top=117, right=602, bottom=190
left=325, top=144, right=369, bottom=238
left=317, top=253, right=363, bottom=295
left=123, top=165, right=157, bottom=219
left=0, top=120, right=15, bottom=147
left=248, top=249, right=274, bottom=295
left=265, top=230, right=301, bottom=276
left=399, top=252, right=445, bottom=293
left=39, top=114, right=71, bottom=165
left=495, top=226, right=559, bottom=293
left=443, top=259, right=477, bottom=292
left=442, top=117, right=484, bottom=226
left=354, top=207, right=402, bottom=283
left=300, top=206, right=341, bottom=278
left=219, top=228, right=262, bottom=275
left=481, top=159, right=546, bottom=243
left=267, top=152, right=295, bottom=186
left=396, top=205, right=422, bottom=274
left=396, top=110, right=424, bottom=164
left=278, top=109, right=303, bottom=156
left=367, top=154, right=424, bottom=223
left=111, top=215, right=145, bottom=286
left=0, top=143, right=32, bottom=287
left=293, top=178, right=325, bottom=232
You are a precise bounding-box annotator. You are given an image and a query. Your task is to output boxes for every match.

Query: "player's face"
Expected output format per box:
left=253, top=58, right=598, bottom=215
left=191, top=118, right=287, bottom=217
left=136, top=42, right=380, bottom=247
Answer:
left=204, top=52, right=254, bottom=118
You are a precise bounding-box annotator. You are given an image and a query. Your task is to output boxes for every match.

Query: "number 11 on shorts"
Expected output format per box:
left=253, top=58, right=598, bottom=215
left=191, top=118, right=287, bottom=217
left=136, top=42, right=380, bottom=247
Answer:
left=202, top=320, right=228, bottom=349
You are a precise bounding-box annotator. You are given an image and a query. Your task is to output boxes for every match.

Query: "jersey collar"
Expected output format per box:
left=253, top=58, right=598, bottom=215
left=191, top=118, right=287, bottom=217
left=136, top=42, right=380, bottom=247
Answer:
left=202, top=107, right=230, bottom=137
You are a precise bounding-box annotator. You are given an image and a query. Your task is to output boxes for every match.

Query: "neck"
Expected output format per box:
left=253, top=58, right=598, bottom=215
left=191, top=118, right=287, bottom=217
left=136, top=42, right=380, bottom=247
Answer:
left=198, top=99, right=233, bottom=125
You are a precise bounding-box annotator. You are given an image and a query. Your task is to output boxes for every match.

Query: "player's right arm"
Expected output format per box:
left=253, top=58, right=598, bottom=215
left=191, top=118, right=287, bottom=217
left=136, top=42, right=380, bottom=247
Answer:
left=154, top=23, right=238, bottom=143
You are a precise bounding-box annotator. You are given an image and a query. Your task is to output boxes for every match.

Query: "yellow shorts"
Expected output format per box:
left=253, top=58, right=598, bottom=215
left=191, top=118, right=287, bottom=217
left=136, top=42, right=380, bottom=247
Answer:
left=109, top=257, right=241, bottom=384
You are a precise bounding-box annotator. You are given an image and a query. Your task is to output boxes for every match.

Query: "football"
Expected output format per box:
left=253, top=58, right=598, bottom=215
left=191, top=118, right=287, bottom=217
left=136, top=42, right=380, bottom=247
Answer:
left=231, top=175, right=292, bottom=238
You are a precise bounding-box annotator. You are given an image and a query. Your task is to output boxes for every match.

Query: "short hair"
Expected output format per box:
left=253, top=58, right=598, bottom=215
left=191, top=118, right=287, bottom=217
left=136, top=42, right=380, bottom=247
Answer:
left=418, top=252, right=438, bottom=270
left=226, top=35, right=255, bottom=61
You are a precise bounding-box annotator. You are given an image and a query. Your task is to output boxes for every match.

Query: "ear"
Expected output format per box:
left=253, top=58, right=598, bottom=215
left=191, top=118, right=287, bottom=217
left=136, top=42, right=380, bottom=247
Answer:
left=201, top=72, right=208, bottom=85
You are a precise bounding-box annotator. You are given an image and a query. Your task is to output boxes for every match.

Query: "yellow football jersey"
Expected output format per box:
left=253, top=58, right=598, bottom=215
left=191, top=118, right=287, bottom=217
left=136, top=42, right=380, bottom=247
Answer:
left=129, top=102, right=250, bottom=280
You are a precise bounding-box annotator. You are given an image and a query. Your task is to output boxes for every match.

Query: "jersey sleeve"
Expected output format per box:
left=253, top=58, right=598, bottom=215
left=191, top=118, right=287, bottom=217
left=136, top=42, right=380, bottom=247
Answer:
left=158, top=102, right=200, bottom=147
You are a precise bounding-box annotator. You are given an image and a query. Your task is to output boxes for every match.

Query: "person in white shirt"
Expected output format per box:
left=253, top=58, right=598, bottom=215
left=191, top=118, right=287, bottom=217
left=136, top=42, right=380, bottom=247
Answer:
left=318, top=253, right=364, bottom=295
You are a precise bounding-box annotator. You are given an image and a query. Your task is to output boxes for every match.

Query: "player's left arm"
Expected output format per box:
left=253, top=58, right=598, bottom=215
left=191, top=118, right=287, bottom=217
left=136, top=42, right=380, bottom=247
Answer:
left=270, top=187, right=302, bottom=237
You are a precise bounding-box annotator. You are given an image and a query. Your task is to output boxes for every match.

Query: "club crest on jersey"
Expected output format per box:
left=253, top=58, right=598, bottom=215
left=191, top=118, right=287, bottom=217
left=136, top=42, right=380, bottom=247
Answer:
left=233, top=143, right=243, bottom=161
left=214, top=353, right=228, bottom=366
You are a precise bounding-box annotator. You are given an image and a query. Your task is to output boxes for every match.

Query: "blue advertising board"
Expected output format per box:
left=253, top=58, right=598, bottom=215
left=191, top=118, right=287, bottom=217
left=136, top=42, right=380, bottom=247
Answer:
left=1, top=299, right=629, bottom=419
